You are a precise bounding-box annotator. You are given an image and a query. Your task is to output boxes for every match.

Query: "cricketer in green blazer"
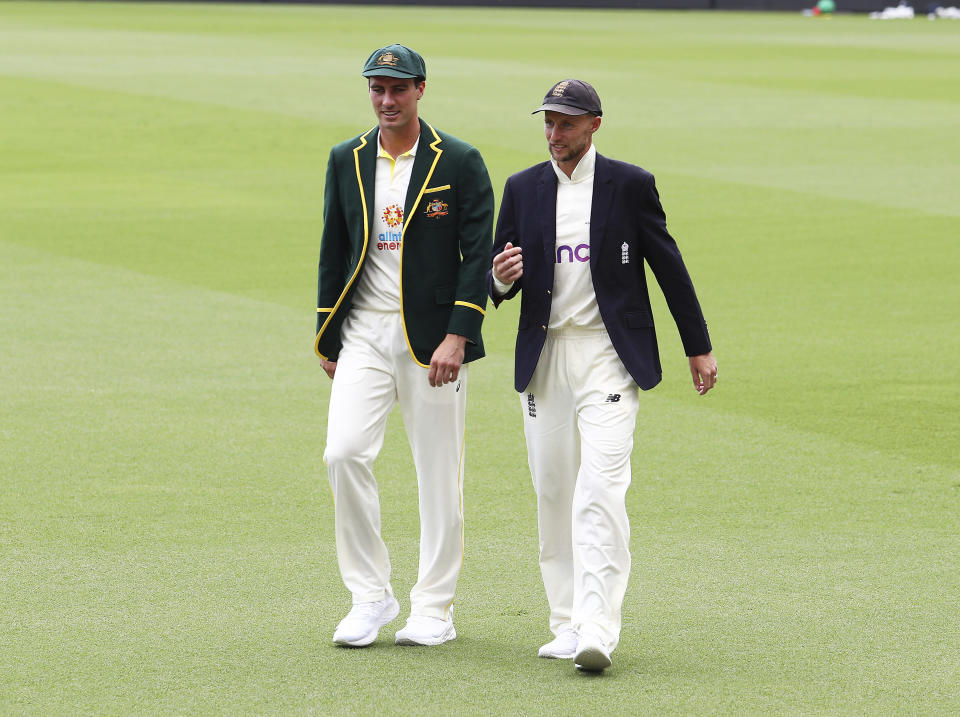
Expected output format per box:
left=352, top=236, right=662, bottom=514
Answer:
left=315, top=118, right=494, bottom=367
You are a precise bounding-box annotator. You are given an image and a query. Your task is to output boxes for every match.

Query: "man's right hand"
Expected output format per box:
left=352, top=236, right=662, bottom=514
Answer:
left=493, top=242, right=523, bottom=284
left=321, top=359, right=337, bottom=380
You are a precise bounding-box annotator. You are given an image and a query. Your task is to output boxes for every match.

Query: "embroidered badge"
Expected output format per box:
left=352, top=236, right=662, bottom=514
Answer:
left=552, top=80, right=570, bottom=97
left=376, top=52, right=399, bottom=67
left=425, top=199, right=449, bottom=218
left=621, top=241, right=630, bottom=264
left=382, top=203, right=404, bottom=228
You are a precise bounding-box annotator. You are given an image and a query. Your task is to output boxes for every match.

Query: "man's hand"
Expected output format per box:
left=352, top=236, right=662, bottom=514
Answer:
left=428, top=334, right=467, bottom=387
left=689, top=352, right=718, bottom=395
left=321, top=359, right=337, bottom=380
left=492, top=242, right=523, bottom=284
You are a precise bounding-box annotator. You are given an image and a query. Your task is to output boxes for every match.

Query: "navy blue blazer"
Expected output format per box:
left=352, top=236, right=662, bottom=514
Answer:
left=487, top=153, right=712, bottom=392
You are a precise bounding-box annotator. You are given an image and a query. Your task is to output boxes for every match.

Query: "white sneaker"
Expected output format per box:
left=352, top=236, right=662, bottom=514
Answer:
left=574, top=632, right=612, bottom=672
left=394, top=614, right=456, bottom=646
left=538, top=628, right=579, bottom=659
left=332, top=595, right=400, bottom=647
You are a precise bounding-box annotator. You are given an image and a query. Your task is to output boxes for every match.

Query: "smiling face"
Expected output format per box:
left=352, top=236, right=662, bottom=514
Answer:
left=543, top=110, right=602, bottom=175
left=368, top=75, right=424, bottom=134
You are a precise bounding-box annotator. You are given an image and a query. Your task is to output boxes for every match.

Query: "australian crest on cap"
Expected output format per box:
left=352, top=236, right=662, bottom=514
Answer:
left=551, top=80, right=570, bottom=97
left=377, top=52, right=400, bottom=67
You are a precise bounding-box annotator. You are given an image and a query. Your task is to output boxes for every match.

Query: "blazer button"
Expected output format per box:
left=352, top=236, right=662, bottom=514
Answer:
left=547, top=289, right=551, bottom=294
left=541, top=325, right=547, bottom=331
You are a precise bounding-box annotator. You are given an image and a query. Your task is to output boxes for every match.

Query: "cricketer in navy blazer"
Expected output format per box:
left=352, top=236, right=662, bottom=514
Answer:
left=487, top=153, right=712, bottom=393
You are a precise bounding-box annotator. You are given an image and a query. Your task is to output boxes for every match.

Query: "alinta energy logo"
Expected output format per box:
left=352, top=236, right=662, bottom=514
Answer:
left=378, top=203, right=403, bottom=251
left=382, top=204, right=403, bottom=227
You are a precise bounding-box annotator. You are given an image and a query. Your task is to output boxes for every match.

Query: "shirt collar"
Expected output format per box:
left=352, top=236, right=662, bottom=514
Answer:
left=551, top=144, right=596, bottom=185
left=378, top=134, right=419, bottom=160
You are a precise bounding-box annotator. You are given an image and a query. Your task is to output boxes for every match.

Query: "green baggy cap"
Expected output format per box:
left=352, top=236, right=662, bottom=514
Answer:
left=361, top=44, right=426, bottom=80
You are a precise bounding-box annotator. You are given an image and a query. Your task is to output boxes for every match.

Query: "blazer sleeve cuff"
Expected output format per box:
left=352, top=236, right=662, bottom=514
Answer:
left=446, top=302, right=486, bottom=344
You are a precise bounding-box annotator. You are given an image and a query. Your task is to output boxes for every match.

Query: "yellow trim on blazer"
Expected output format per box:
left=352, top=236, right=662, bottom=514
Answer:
left=454, top=301, right=485, bottom=316
left=314, top=126, right=376, bottom=360
left=423, top=184, right=450, bottom=193
left=398, top=122, right=443, bottom=368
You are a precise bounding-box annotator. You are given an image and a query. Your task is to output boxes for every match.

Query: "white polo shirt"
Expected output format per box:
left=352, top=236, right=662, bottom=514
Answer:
left=352, top=135, right=419, bottom=312
left=548, top=144, right=602, bottom=330
left=495, top=145, right=603, bottom=329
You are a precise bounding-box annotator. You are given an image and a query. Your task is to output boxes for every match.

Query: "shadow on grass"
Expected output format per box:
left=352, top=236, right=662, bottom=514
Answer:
left=320, top=631, right=642, bottom=681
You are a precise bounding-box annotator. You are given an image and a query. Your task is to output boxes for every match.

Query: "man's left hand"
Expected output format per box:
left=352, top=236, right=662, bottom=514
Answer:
left=429, top=334, right=467, bottom=387
left=689, top=352, right=718, bottom=395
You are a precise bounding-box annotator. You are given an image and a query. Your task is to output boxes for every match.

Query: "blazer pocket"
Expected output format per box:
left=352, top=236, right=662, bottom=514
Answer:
left=624, top=310, right=654, bottom=328
left=435, top=285, right=455, bottom=304
left=423, top=185, right=451, bottom=194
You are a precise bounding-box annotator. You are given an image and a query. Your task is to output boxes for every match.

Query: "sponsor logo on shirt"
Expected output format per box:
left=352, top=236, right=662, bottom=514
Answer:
left=377, top=230, right=402, bottom=251
left=556, top=243, right=590, bottom=263
left=378, top=203, right=403, bottom=250
left=382, top=203, right=403, bottom=228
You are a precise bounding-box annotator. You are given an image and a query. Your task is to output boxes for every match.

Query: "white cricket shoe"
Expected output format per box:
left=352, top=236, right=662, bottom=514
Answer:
left=538, top=628, right=579, bottom=659
left=574, top=632, right=612, bottom=672
left=332, top=595, right=400, bottom=647
left=394, top=614, right=456, bottom=646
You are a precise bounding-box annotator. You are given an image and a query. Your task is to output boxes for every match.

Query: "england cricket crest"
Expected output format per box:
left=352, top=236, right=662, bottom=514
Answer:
left=425, top=198, right=449, bottom=218
left=621, top=242, right=630, bottom=264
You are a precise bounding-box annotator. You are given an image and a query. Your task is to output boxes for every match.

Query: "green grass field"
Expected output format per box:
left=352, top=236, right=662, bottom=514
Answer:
left=2, top=1, right=958, bottom=713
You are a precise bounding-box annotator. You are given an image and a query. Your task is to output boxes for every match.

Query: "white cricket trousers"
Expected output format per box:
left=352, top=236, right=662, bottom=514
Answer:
left=521, top=327, right=639, bottom=651
left=324, top=309, right=467, bottom=620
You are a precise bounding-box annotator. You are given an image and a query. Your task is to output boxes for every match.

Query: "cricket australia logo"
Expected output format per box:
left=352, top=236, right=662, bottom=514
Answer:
left=621, top=242, right=630, bottom=264
left=382, top=203, right=403, bottom=228
left=425, top=199, right=449, bottom=218
left=376, top=52, right=400, bottom=67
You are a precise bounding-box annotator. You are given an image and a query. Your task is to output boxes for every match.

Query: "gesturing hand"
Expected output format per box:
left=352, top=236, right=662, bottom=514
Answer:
left=492, top=242, right=523, bottom=284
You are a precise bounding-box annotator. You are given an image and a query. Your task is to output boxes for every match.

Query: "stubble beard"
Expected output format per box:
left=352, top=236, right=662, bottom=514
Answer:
left=550, top=140, right=587, bottom=166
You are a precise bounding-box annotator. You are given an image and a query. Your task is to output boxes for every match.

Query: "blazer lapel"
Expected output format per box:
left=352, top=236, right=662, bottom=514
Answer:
left=590, top=153, right=615, bottom=272
left=536, top=163, right=558, bottom=270
left=353, top=127, right=378, bottom=248
left=404, top=119, right=443, bottom=236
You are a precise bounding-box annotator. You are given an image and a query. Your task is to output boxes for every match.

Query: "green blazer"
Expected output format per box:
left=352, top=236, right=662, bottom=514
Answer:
left=315, top=119, right=494, bottom=366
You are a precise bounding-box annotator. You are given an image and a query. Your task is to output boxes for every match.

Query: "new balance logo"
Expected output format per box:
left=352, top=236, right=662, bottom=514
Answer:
left=605, top=394, right=622, bottom=403
left=527, top=393, right=537, bottom=417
